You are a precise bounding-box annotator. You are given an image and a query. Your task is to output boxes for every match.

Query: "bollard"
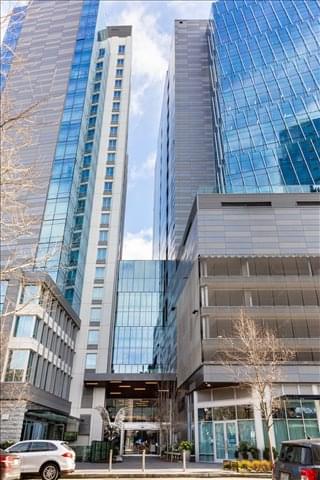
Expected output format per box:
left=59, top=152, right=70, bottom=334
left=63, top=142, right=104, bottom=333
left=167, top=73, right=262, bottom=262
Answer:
left=182, top=449, right=186, bottom=472
left=108, top=449, right=113, bottom=472
left=142, top=449, right=146, bottom=472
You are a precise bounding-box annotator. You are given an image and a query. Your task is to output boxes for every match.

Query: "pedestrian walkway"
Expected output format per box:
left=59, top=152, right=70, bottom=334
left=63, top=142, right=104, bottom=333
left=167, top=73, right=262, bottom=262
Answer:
left=70, top=455, right=271, bottom=478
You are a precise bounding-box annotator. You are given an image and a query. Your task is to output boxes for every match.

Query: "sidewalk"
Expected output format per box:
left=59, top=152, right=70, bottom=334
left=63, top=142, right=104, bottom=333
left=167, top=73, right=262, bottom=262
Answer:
left=70, top=456, right=272, bottom=478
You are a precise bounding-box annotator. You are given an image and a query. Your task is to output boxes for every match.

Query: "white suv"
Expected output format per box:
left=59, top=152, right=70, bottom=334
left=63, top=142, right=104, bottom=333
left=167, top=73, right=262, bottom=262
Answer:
left=6, top=441, right=75, bottom=480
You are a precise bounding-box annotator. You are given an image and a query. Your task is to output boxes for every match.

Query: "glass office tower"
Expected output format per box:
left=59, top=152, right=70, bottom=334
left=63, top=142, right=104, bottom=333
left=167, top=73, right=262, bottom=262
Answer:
left=209, top=0, right=320, bottom=193
left=112, top=261, right=165, bottom=374
left=0, top=5, right=27, bottom=91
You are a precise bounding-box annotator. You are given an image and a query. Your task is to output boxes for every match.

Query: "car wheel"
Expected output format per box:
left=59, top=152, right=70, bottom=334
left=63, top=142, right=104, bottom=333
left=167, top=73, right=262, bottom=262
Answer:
left=40, top=462, right=60, bottom=480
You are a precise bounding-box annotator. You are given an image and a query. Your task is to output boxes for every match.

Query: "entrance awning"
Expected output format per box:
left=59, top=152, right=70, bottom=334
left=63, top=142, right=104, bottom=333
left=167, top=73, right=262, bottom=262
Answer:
left=26, top=410, right=80, bottom=424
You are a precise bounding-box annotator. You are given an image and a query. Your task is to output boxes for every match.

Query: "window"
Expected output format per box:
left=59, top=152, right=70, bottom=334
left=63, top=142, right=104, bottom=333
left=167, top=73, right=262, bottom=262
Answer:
left=14, top=316, right=39, bottom=338
left=117, top=58, right=124, bottom=66
left=84, top=142, right=93, bottom=154
left=100, top=213, right=110, bottom=225
left=19, top=285, right=39, bottom=305
left=85, top=353, right=97, bottom=369
left=118, top=45, right=125, bottom=54
left=90, top=105, right=98, bottom=115
left=116, top=69, right=123, bottom=77
left=102, top=197, right=111, bottom=209
left=113, top=90, right=121, bottom=99
left=108, top=139, right=117, bottom=150
left=96, top=248, right=107, bottom=262
left=69, top=250, right=79, bottom=266
left=107, top=153, right=116, bottom=162
left=81, top=169, right=90, bottom=182
left=0, top=280, right=8, bottom=313
left=96, top=62, right=103, bottom=70
left=94, top=82, right=100, bottom=92
left=110, top=127, right=118, bottom=137
left=112, top=102, right=120, bottom=112
left=88, top=117, right=96, bottom=128
left=30, top=442, right=58, bottom=452
left=87, top=129, right=95, bottom=141
left=98, top=48, right=105, bottom=58
left=92, top=287, right=103, bottom=301
left=111, top=114, right=119, bottom=124
left=90, top=308, right=101, bottom=323
left=95, top=267, right=105, bottom=280
left=87, top=330, right=99, bottom=346
left=83, top=155, right=91, bottom=167
left=115, top=79, right=122, bottom=88
left=99, top=230, right=108, bottom=242
left=95, top=72, right=102, bottom=81
left=77, top=200, right=85, bottom=213
left=8, top=442, right=31, bottom=453
left=92, top=94, right=99, bottom=103
left=74, top=216, right=83, bottom=229
left=79, top=184, right=87, bottom=197
left=106, top=167, right=114, bottom=177
left=5, top=350, right=29, bottom=382
left=104, top=182, right=112, bottom=193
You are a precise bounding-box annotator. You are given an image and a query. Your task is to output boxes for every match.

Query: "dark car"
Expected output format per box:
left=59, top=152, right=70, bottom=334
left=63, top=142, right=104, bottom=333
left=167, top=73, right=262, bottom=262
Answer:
left=0, top=449, right=21, bottom=480
left=273, top=439, right=320, bottom=480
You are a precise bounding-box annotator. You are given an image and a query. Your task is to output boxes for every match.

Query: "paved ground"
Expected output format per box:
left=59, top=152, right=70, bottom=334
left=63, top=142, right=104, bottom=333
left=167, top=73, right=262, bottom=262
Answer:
left=70, top=456, right=271, bottom=479
left=76, top=456, right=221, bottom=470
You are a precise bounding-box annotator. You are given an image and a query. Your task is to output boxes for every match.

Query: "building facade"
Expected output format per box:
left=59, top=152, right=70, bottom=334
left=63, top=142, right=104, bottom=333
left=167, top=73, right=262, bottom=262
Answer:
left=174, top=193, right=320, bottom=461
left=68, top=26, right=133, bottom=445
left=0, top=273, right=80, bottom=442
left=209, top=0, right=320, bottom=193
left=153, top=0, right=320, bottom=462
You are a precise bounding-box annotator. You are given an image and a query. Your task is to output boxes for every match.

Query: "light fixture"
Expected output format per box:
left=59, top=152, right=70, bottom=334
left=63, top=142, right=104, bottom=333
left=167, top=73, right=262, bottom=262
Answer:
left=86, top=382, right=98, bottom=386
left=192, top=309, right=199, bottom=314
left=119, top=385, right=131, bottom=388
left=158, top=389, right=169, bottom=393
left=145, top=382, right=158, bottom=385
left=134, top=387, right=146, bottom=391
left=110, top=392, right=121, bottom=395
left=110, top=380, right=122, bottom=383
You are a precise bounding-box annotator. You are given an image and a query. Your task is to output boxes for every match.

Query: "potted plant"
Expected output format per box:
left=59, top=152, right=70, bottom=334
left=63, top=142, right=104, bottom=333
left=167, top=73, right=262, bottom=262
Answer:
left=179, top=440, right=193, bottom=461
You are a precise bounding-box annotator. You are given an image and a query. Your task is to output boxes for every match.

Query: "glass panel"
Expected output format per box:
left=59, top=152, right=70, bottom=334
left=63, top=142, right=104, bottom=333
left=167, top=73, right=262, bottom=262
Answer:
left=226, top=422, right=237, bottom=459
left=304, top=420, right=320, bottom=438
left=214, top=423, right=225, bottom=460
left=199, top=422, right=214, bottom=461
left=238, top=420, right=256, bottom=445
left=287, top=419, right=305, bottom=439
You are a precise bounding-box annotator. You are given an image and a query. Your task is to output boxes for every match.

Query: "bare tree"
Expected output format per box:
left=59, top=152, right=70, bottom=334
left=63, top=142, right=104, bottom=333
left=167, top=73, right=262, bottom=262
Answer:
left=222, top=311, right=294, bottom=464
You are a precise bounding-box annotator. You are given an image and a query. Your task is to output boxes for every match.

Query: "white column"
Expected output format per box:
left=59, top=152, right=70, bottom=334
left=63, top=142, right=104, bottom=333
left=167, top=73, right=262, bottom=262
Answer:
left=90, top=387, right=105, bottom=442
left=194, top=391, right=200, bottom=462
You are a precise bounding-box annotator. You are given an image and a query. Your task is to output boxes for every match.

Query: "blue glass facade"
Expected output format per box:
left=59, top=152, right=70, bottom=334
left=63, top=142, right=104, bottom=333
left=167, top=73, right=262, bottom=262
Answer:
left=36, top=0, right=99, bottom=311
left=210, top=0, right=320, bottom=193
left=112, top=261, right=165, bottom=374
left=0, top=6, right=27, bottom=91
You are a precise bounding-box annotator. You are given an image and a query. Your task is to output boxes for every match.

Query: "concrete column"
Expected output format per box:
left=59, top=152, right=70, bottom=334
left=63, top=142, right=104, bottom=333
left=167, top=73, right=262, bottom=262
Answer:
left=194, top=391, right=200, bottom=462
left=90, top=387, right=106, bottom=442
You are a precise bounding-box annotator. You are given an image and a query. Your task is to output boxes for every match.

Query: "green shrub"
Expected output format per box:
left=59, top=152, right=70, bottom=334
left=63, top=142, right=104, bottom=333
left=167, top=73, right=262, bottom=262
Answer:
left=0, top=440, right=15, bottom=450
left=63, top=431, right=77, bottom=442
left=179, top=440, right=193, bottom=451
left=235, top=459, right=272, bottom=472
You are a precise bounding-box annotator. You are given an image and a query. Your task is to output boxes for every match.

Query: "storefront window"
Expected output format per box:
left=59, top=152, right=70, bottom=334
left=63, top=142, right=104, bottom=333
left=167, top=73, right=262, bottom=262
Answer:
left=238, top=420, right=256, bottom=444
left=212, top=406, right=236, bottom=420
left=199, top=421, right=214, bottom=462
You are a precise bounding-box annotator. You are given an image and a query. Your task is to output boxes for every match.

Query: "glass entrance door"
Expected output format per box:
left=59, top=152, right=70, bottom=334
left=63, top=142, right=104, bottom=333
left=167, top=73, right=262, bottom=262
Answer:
left=124, top=430, right=159, bottom=455
left=214, top=421, right=238, bottom=461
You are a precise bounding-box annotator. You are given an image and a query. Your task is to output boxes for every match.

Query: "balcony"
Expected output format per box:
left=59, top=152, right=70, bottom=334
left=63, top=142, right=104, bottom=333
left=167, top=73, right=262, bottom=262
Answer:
left=200, top=275, right=319, bottom=290
left=201, top=305, right=320, bottom=320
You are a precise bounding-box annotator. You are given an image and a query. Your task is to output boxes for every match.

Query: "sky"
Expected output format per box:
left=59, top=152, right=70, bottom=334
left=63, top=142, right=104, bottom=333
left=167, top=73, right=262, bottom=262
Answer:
left=2, top=0, right=213, bottom=259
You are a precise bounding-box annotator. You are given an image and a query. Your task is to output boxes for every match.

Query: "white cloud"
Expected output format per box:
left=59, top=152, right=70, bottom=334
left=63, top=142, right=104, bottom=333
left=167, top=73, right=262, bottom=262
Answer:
left=103, top=1, right=171, bottom=117
left=166, top=0, right=213, bottom=19
left=122, top=228, right=153, bottom=260
left=129, top=151, right=156, bottom=184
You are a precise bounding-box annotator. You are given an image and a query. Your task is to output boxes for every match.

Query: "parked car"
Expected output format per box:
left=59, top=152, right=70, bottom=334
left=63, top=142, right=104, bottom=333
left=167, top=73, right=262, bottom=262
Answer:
left=6, top=441, right=75, bottom=480
left=0, top=449, right=21, bottom=480
left=273, top=439, right=320, bottom=480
